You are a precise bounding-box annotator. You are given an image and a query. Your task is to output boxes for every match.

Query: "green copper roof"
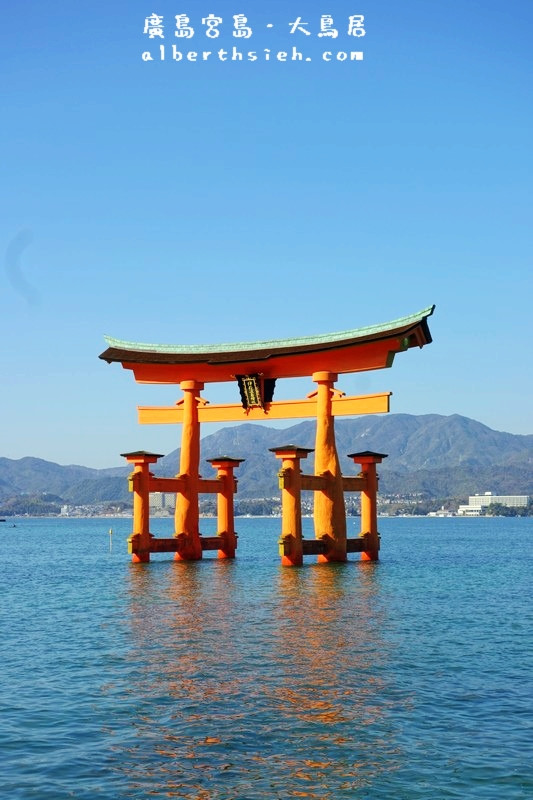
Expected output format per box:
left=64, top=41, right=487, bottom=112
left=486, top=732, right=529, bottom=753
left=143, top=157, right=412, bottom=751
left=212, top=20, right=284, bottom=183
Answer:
left=103, top=305, right=434, bottom=355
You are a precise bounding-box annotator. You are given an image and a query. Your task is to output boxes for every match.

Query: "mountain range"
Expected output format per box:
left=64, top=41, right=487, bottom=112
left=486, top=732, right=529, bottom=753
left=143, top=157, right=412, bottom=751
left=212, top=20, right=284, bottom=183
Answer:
left=1, top=414, right=532, bottom=509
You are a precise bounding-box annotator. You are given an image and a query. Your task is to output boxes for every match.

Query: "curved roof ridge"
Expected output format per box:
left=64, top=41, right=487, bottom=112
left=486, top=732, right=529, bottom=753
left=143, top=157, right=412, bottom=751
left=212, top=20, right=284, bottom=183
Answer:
left=103, top=305, right=435, bottom=355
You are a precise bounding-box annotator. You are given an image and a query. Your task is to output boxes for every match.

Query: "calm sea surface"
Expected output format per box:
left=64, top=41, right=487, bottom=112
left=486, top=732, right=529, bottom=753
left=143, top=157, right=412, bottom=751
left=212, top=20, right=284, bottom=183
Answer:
left=1, top=516, right=532, bottom=799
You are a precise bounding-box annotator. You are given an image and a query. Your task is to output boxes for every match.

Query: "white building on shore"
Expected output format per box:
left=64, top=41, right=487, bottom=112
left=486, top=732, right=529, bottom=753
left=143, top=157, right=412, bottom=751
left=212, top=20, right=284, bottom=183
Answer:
left=457, top=492, right=529, bottom=516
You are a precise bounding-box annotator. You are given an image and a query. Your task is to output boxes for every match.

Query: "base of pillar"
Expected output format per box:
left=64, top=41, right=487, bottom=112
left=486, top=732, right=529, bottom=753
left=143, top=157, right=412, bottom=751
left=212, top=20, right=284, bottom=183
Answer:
left=279, top=535, right=303, bottom=566
left=281, top=554, right=303, bottom=567
left=216, top=531, right=237, bottom=559
left=315, top=533, right=346, bottom=563
left=131, top=552, right=150, bottom=563
left=173, top=549, right=203, bottom=561
left=317, top=552, right=347, bottom=563
left=128, top=532, right=153, bottom=563
left=360, top=532, right=380, bottom=561
left=173, top=533, right=203, bottom=561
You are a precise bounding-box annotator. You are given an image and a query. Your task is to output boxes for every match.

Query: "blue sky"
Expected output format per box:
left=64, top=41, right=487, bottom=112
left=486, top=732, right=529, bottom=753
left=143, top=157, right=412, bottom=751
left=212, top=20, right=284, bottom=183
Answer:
left=2, top=1, right=532, bottom=468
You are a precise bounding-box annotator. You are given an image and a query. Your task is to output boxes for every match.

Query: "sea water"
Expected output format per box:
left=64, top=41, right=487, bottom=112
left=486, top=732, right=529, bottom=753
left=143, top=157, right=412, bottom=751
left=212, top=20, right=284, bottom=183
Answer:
left=1, top=517, right=531, bottom=799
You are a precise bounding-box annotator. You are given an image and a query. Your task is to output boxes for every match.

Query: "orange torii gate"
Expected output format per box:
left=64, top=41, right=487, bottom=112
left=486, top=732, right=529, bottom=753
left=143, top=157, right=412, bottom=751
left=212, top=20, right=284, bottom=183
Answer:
left=99, top=305, right=434, bottom=564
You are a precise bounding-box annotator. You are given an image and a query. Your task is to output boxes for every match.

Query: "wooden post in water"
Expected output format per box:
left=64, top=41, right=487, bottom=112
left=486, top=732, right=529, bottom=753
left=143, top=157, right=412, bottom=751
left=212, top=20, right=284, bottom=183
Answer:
left=313, top=371, right=347, bottom=562
left=271, top=445, right=313, bottom=566
left=348, top=451, right=387, bottom=561
left=122, top=451, right=163, bottom=563
left=174, top=380, right=204, bottom=561
left=206, top=456, right=244, bottom=559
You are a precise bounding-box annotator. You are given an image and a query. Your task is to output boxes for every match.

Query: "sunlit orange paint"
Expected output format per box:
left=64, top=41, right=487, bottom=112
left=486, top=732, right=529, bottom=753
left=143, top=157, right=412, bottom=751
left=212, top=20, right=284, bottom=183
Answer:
left=138, top=391, right=391, bottom=425
left=173, top=380, right=204, bottom=561
left=348, top=452, right=388, bottom=561
left=119, top=337, right=400, bottom=384
left=206, top=457, right=243, bottom=559
left=271, top=446, right=313, bottom=566
left=122, top=451, right=163, bottom=563
left=106, top=307, right=434, bottom=564
left=313, top=372, right=347, bottom=563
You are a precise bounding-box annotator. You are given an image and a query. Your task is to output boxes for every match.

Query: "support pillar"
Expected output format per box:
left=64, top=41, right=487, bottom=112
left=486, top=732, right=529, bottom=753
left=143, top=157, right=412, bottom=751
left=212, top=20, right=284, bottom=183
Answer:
left=121, top=451, right=163, bottom=563
left=312, top=371, right=347, bottom=562
left=206, top=457, right=244, bottom=559
left=271, top=445, right=313, bottom=566
left=348, top=451, right=388, bottom=561
left=174, top=380, right=204, bottom=560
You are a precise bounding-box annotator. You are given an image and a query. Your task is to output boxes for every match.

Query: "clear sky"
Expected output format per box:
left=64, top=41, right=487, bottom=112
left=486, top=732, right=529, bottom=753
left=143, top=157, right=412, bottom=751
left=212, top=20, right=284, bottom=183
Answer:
left=2, top=1, right=532, bottom=468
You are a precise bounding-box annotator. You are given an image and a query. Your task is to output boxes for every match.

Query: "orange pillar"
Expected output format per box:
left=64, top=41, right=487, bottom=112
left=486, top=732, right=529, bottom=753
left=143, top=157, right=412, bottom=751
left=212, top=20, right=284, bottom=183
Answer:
left=313, top=371, right=347, bottom=562
left=206, top=457, right=244, bottom=559
left=122, top=451, right=163, bottom=563
left=174, top=380, right=204, bottom=561
left=348, top=451, right=387, bottom=561
left=271, top=445, right=312, bottom=566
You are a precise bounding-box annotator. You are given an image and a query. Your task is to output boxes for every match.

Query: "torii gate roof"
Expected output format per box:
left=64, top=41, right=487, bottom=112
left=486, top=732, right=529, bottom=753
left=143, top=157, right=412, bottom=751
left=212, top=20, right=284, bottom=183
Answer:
left=99, top=305, right=434, bottom=384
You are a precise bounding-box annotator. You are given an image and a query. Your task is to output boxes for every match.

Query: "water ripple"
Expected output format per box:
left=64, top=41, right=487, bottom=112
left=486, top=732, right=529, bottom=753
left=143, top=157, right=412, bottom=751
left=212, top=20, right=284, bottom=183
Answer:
left=1, top=517, right=532, bottom=798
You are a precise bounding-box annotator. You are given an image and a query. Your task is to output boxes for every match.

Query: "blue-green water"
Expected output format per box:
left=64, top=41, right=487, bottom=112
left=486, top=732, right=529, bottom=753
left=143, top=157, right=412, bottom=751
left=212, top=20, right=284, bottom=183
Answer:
left=1, top=517, right=532, bottom=799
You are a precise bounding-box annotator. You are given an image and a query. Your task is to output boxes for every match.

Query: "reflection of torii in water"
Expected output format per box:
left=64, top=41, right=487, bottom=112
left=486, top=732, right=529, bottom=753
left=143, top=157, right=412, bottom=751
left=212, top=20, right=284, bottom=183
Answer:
left=99, top=305, right=434, bottom=565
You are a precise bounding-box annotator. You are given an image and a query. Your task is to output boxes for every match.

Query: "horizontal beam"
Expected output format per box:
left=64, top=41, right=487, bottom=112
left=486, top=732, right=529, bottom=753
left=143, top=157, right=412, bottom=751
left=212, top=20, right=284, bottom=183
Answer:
left=300, top=475, right=329, bottom=492
left=278, top=474, right=367, bottom=492
left=138, top=392, right=391, bottom=425
left=342, top=476, right=367, bottom=492
left=130, top=536, right=226, bottom=554
left=117, top=336, right=413, bottom=384
left=346, top=537, right=365, bottom=553
left=301, top=538, right=328, bottom=555
left=147, top=477, right=225, bottom=494
left=148, top=477, right=185, bottom=493
left=200, top=536, right=224, bottom=551
left=288, top=537, right=366, bottom=556
left=198, top=478, right=223, bottom=494
left=148, top=537, right=181, bottom=553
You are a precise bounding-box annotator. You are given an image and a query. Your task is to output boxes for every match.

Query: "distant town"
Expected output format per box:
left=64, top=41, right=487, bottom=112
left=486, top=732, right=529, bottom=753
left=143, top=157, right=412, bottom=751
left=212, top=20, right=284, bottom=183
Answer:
left=3, top=490, right=530, bottom=519
left=2, top=412, right=533, bottom=519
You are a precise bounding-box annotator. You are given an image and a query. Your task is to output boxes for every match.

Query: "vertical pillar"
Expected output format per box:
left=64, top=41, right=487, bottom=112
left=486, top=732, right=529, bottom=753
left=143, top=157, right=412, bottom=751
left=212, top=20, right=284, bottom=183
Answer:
left=121, top=451, right=163, bottom=563
left=174, top=380, right=204, bottom=560
left=270, top=446, right=313, bottom=566
left=206, top=457, right=244, bottom=559
left=312, top=371, right=347, bottom=562
left=348, top=451, right=388, bottom=561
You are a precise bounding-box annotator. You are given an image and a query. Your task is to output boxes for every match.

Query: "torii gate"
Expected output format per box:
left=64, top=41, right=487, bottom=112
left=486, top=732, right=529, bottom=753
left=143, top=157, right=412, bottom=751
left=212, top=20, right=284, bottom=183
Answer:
left=99, top=305, right=434, bottom=564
